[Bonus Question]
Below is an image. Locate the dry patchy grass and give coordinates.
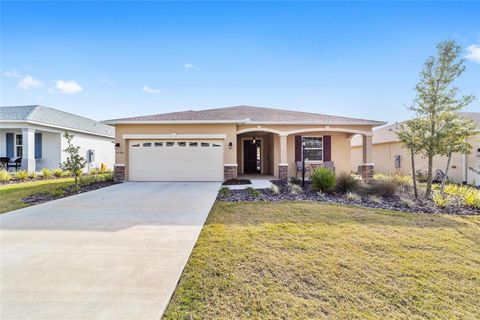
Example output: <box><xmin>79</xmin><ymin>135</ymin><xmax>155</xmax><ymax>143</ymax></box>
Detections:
<box><xmin>164</xmin><ymin>202</ymin><xmax>480</xmax><ymax>319</ymax></box>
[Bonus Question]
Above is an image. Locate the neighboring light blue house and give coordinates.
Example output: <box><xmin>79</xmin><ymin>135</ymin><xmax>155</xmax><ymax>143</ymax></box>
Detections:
<box><xmin>0</xmin><ymin>105</ymin><xmax>115</xmax><ymax>172</ymax></box>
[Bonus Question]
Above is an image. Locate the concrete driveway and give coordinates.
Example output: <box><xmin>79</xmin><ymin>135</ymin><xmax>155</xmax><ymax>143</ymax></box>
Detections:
<box><xmin>0</xmin><ymin>182</ymin><xmax>220</xmax><ymax>320</ymax></box>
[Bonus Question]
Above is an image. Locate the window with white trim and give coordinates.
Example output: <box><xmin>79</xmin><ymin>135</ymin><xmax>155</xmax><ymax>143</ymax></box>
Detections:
<box><xmin>15</xmin><ymin>134</ymin><xmax>23</xmax><ymax>158</ymax></box>
<box><xmin>302</xmin><ymin>137</ymin><xmax>323</xmax><ymax>161</ymax></box>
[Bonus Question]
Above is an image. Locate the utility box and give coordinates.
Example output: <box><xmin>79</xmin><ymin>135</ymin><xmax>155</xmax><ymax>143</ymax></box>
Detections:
<box><xmin>87</xmin><ymin>149</ymin><xmax>95</xmax><ymax>163</ymax></box>
<box><xmin>394</xmin><ymin>155</ymin><xmax>401</xmax><ymax>169</ymax></box>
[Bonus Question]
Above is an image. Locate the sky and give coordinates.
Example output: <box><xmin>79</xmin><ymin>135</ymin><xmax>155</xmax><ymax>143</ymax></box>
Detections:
<box><xmin>1</xmin><ymin>1</ymin><xmax>479</xmax><ymax>123</ymax></box>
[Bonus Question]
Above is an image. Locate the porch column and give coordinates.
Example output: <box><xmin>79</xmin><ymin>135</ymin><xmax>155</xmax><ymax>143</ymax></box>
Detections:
<box><xmin>358</xmin><ymin>134</ymin><xmax>374</xmax><ymax>179</ymax></box>
<box><xmin>278</xmin><ymin>134</ymin><xmax>288</xmax><ymax>180</ymax></box>
<box><xmin>22</xmin><ymin>128</ymin><xmax>36</xmax><ymax>172</ymax></box>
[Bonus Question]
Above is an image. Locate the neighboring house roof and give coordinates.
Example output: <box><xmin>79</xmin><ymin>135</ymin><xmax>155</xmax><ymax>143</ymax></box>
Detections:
<box><xmin>1</xmin><ymin>105</ymin><xmax>115</xmax><ymax>138</ymax></box>
<box><xmin>351</xmin><ymin>112</ymin><xmax>480</xmax><ymax>147</ymax></box>
<box><xmin>104</xmin><ymin>105</ymin><xmax>386</xmax><ymax>126</ymax></box>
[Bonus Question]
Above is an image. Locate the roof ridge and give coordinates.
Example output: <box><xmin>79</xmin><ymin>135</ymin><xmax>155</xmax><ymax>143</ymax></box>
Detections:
<box><xmin>24</xmin><ymin>105</ymin><xmax>42</xmax><ymax>120</ymax></box>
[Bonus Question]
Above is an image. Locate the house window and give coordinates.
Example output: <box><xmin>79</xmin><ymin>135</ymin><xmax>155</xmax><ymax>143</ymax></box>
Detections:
<box><xmin>178</xmin><ymin>142</ymin><xmax>187</xmax><ymax>147</ymax></box>
<box><xmin>189</xmin><ymin>142</ymin><xmax>198</xmax><ymax>147</ymax></box>
<box><xmin>166</xmin><ymin>142</ymin><xmax>174</xmax><ymax>147</ymax></box>
<box><xmin>201</xmin><ymin>142</ymin><xmax>209</xmax><ymax>147</ymax></box>
<box><xmin>154</xmin><ymin>142</ymin><xmax>163</xmax><ymax>147</ymax></box>
<box><xmin>15</xmin><ymin>134</ymin><xmax>23</xmax><ymax>158</ymax></box>
<box><xmin>143</xmin><ymin>142</ymin><xmax>152</xmax><ymax>147</ymax></box>
<box><xmin>302</xmin><ymin>137</ymin><xmax>323</xmax><ymax>161</ymax></box>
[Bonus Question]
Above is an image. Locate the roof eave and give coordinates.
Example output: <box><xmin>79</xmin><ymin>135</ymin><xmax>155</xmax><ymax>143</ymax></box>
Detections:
<box><xmin>1</xmin><ymin>119</ymin><xmax>115</xmax><ymax>139</ymax></box>
<box><xmin>104</xmin><ymin>119</ymin><xmax>386</xmax><ymax>126</ymax></box>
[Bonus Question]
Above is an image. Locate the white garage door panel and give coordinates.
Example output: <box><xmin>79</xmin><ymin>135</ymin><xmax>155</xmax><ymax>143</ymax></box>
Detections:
<box><xmin>129</xmin><ymin>140</ymin><xmax>223</xmax><ymax>181</ymax></box>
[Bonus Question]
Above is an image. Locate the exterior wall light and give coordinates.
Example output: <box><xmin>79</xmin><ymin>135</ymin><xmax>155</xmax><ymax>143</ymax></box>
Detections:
<box><xmin>228</xmin><ymin>142</ymin><xmax>233</xmax><ymax>149</ymax></box>
<box><xmin>115</xmin><ymin>142</ymin><xmax>120</xmax><ymax>149</ymax></box>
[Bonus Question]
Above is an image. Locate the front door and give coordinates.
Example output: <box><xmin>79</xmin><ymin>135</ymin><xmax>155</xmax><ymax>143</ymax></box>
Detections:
<box><xmin>244</xmin><ymin>140</ymin><xmax>261</xmax><ymax>174</ymax></box>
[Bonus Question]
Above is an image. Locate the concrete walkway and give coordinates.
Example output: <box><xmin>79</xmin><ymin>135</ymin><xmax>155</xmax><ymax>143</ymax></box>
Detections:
<box><xmin>0</xmin><ymin>182</ymin><xmax>220</xmax><ymax>320</ymax></box>
<box><xmin>228</xmin><ymin>179</ymin><xmax>273</xmax><ymax>190</ymax></box>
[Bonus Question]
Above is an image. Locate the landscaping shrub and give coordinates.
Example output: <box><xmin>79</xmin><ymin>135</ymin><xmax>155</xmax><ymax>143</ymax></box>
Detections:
<box><xmin>52</xmin><ymin>168</ymin><xmax>63</xmax><ymax>178</ymax></box>
<box><xmin>89</xmin><ymin>168</ymin><xmax>99</xmax><ymax>175</ymax></box>
<box><xmin>79</xmin><ymin>175</ymin><xmax>96</xmax><ymax>186</ymax></box>
<box><xmin>366</xmin><ymin>179</ymin><xmax>398</xmax><ymax>197</ymax></box>
<box><xmin>289</xmin><ymin>177</ymin><xmax>301</xmax><ymax>185</ymax></box>
<box><xmin>29</xmin><ymin>171</ymin><xmax>38</xmax><ymax>179</ymax></box>
<box><xmin>246</xmin><ymin>187</ymin><xmax>261</xmax><ymax>198</ymax></box>
<box><xmin>463</xmin><ymin>190</ymin><xmax>480</xmax><ymax>209</ymax></box>
<box><xmin>311</xmin><ymin>168</ymin><xmax>336</xmax><ymax>192</ymax></box>
<box><xmin>219</xmin><ymin>186</ymin><xmax>231</xmax><ymax>197</ymax></box>
<box><xmin>432</xmin><ymin>192</ymin><xmax>450</xmax><ymax>208</ymax></box>
<box><xmin>270</xmin><ymin>184</ymin><xmax>279</xmax><ymax>195</ymax></box>
<box><xmin>15</xmin><ymin>170</ymin><xmax>29</xmax><ymax>181</ymax></box>
<box><xmin>103</xmin><ymin>172</ymin><xmax>114</xmax><ymax>181</ymax></box>
<box><xmin>288</xmin><ymin>183</ymin><xmax>302</xmax><ymax>195</ymax></box>
<box><xmin>368</xmin><ymin>195</ymin><xmax>382</xmax><ymax>204</ymax></box>
<box><xmin>41</xmin><ymin>168</ymin><xmax>52</xmax><ymax>178</ymax></box>
<box><xmin>345</xmin><ymin>192</ymin><xmax>361</xmax><ymax>201</ymax></box>
<box><xmin>0</xmin><ymin>169</ymin><xmax>11</xmax><ymax>182</ymax></box>
<box><xmin>336</xmin><ymin>172</ymin><xmax>361</xmax><ymax>193</ymax></box>
<box><xmin>443</xmin><ymin>184</ymin><xmax>471</xmax><ymax>197</ymax></box>
<box><xmin>400</xmin><ymin>198</ymin><xmax>415</xmax><ymax>208</ymax></box>
<box><xmin>99</xmin><ymin>163</ymin><xmax>108</xmax><ymax>174</ymax></box>
<box><xmin>373</xmin><ymin>173</ymin><xmax>412</xmax><ymax>187</ymax></box>
<box><xmin>61</xmin><ymin>170</ymin><xmax>72</xmax><ymax>177</ymax></box>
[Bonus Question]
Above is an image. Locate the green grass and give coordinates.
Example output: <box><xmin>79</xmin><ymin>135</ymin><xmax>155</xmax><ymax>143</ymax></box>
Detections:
<box><xmin>0</xmin><ymin>178</ymin><xmax>75</xmax><ymax>214</ymax></box>
<box><xmin>164</xmin><ymin>202</ymin><xmax>480</xmax><ymax>319</ymax></box>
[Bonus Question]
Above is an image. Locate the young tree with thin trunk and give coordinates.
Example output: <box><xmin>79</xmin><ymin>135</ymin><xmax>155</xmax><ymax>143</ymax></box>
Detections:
<box><xmin>60</xmin><ymin>131</ymin><xmax>87</xmax><ymax>186</ymax></box>
<box><xmin>438</xmin><ymin>115</ymin><xmax>479</xmax><ymax>194</ymax></box>
<box><xmin>397</xmin><ymin>119</ymin><xmax>426</xmax><ymax>198</ymax></box>
<box><xmin>409</xmin><ymin>40</ymin><xmax>475</xmax><ymax>198</ymax></box>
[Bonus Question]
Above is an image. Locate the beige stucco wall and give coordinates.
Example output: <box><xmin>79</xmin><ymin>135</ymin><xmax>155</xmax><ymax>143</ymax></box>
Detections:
<box><xmin>351</xmin><ymin>134</ymin><xmax>480</xmax><ymax>185</ymax></box>
<box><xmin>114</xmin><ymin>122</ymin><xmax>375</xmax><ymax>180</ymax></box>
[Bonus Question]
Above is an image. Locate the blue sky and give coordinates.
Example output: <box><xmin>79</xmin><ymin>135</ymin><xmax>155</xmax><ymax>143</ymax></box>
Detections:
<box><xmin>1</xmin><ymin>1</ymin><xmax>479</xmax><ymax>123</ymax></box>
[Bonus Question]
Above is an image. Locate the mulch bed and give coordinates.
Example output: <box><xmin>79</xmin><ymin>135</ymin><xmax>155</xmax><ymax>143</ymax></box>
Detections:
<box><xmin>217</xmin><ymin>180</ymin><xmax>479</xmax><ymax>215</ymax></box>
<box><xmin>22</xmin><ymin>181</ymin><xmax>118</xmax><ymax>206</ymax></box>
<box><xmin>223</xmin><ymin>179</ymin><xmax>252</xmax><ymax>185</ymax></box>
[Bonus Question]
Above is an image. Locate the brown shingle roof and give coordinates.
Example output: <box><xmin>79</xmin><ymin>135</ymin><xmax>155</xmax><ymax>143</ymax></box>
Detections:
<box><xmin>105</xmin><ymin>105</ymin><xmax>385</xmax><ymax>126</ymax></box>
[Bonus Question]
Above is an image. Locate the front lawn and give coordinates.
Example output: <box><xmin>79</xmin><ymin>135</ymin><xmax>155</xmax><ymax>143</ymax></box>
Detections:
<box><xmin>164</xmin><ymin>202</ymin><xmax>480</xmax><ymax>319</ymax></box>
<box><xmin>0</xmin><ymin>178</ymin><xmax>75</xmax><ymax>213</ymax></box>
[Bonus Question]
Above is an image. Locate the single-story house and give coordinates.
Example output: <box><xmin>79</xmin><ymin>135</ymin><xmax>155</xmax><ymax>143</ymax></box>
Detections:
<box><xmin>351</xmin><ymin>112</ymin><xmax>480</xmax><ymax>186</ymax></box>
<box><xmin>104</xmin><ymin>105</ymin><xmax>385</xmax><ymax>182</ymax></box>
<box><xmin>0</xmin><ymin>105</ymin><xmax>115</xmax><ymax>173</ymax></box>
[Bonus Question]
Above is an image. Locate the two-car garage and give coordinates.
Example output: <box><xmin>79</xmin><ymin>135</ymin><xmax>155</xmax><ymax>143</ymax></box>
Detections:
<box><xmin>128</xmin><ymin>139</ymin><xmax>224</xmax><ymax>181</ymax></box>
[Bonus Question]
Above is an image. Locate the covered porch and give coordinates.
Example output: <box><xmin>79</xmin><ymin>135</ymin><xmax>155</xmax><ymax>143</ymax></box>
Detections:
<box><xmin>0</xmin><ymin>128</ymin><xmax>61</xmax><ymax>172</ymax></box>
<box><xmin>234</xmin><ymin>126</ymin><xmax>374</xmax><ymax>180</ymax></box>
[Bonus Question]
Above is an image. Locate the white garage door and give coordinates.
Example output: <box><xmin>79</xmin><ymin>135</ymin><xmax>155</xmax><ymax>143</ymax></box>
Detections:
<box><xmin>129</xmin><ymin>140</ymin><xmax>224</xmax><ymax>181</ymax></box>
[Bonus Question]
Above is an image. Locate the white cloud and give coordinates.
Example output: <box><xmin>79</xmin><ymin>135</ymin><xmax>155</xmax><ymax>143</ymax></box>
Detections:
<box><xmin>465</xmin><ymin>44</ymin><xmax>480</xmax><ymax>63</ymax></box>
<box><xmin>184</xmin><ymin>63</ymin><xmax>200</xmax><ymax>71</ymax></box>
<box><xmin>56</xmin><ymin>80</ymin><xmax>83</xmax><ymax>94</ymax></box>
<box><xmin>18</xmin><ymin>76</ymin><xmax>43</xmax><ymax>89</ymax></box>
<box><xmin>142</xmin><ymin>86</ymin><xmax>160</xmax><ymax>94</ymax></box>
<box><xmin>3</xmin><ymin>70</ymin><xmax>21</xmax><ymax>78</ymax></box>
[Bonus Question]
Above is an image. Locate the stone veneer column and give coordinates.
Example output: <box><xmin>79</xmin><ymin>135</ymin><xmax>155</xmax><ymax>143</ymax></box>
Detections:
<box><xmin>278</xmin><ymin>164</ymin><xmax>288</xmax><ymax>180</ymax></box>
<box><xmin>224</xmin><ymin>164</ymin><xmax>237</xmax><ymax>180</ymax></box>
<box><xmin>358</xmin><ymin>164</ymin><xmax>374</xmax><ymax>180</ymax></box>
<box><xmin>114</xmin><ymin>164</ymin><xmax>125</xmax><ymax>182</ymax></box>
